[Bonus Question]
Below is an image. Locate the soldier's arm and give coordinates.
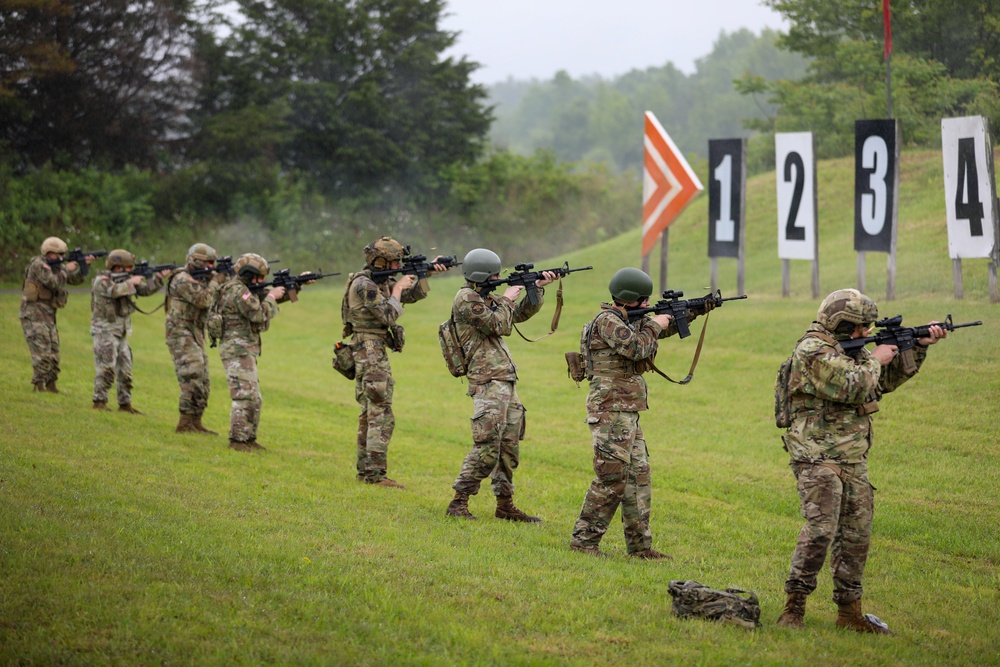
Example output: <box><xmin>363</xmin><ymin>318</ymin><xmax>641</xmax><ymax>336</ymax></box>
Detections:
<box><xmin>234</xmin><ymin>287</ymin><xmax>278</xmax><ymax>326</ymax></box>
<box><xmin>463</xmin><ymin>292</ymin><xmax>514</xmax><ymax>337</ymax></box>
<box><xmin>512</xmin><ymin>286</ymin><xmax>545</xmax><ymax>324</ymax></box>
<box><xmin>31</xmin><ymin>260</ymin><xmax>69</xmax><ymax>291</ymax></box>
<box><xmin>602</xmin><ymin>315</ymin><xmax>661</xmax><ymax>361</ymax></box>
<box><xmin>354</xmin><ymin>276</ymin><xmax>402</xmax><ymax>326</ymax></box>
<box><xmin>398</xmin><ymin>276</ymin><xmax>430</xmax><ymax>304</ymax></box>
<box><xmin>173</xmin><ymin>274</ymin><xmax>221</xmax><ymax>309</ymax></box>
<box><xmin>135</xmin><ymin>274</ymin><xmax>164</xmax><ymax>297</ymax></box>
<box><xmin>803</xmin><ymin>344</ymin><xmax>882</xmax><ymax>405</ymax></box>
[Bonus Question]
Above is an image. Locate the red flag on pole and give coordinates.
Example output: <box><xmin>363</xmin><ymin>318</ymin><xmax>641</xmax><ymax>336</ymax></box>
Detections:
<box><xmin>883</xmin><ymin>0</ymin><xmax>892</xmax><ymax>60</ymax></box>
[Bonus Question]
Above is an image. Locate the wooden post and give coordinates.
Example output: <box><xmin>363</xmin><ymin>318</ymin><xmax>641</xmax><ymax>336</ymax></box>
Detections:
<box><xmin>857</xmin><ymin>251</ymin><xmax>866</xmax><ymax>293</ymax></box>
<box><xmin>659</xmin><ymin>228</ymin><xmax>669</xmax><ymax>292</ymax></box>
<box><xmin>783</xmin><ymin>259</ymin><xmax>790</xmax><ymax>297</ymax></box>
<box><xmin>952</xmin><ymin>258</ymin><xmax>964</xmax><ymax>299</ymax></box>
<box><xmin>710</xmin><ymin>257</ymin><xmax>718</xmax><ymax>293</ymax></box>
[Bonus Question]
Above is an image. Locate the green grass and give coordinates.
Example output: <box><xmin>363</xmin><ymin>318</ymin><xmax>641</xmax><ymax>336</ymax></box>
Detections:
<box><xmin>1</xmin><ymin>149</ymin><xmax>999</xmax><ymax>665</ymax></box>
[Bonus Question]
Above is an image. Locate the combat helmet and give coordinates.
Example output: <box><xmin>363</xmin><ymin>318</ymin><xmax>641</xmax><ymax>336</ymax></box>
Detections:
<box><xmin>817</xmin><ymin>288</ymin><xmax>878</xmax><ymax>337</ymax></box>
<box><xmin>462</xmin><ymin>248</ymin><xmax>502</xmax><ymax>283</ymax></box>
<box><xmin>106</xmin><ymin>249</ymin><xmax>135</xmax><ymax>271</ymax></box>
<box><xmin>609</xmin><ymin>267</ymin><xmax>653</xmax><ymax>304</ymax></box>
<box><xmin>40</xmin><ymin>237</ymin><xmax>68</xmax><ymax>255</ymax></box>
<box><xmin>234</xmin><ymin>253</ymin><xmax>269</xmax><ymax>281</ymax></box>
<box><xmin>186</xmin><ymin>243</ymin><xmax>217</xmax><ymax>271</ymax></box>
<box><xmin>364</xmin><ymin>236</ymin><xmax>406</xmax><ymax>270</ymax></box>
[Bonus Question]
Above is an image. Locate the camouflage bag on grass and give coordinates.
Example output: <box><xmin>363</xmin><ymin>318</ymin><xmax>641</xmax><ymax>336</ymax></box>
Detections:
<box><xmin>668</xmin><ymin>580</ymin><xmax>761</xmax><ymax>630</ymax></box>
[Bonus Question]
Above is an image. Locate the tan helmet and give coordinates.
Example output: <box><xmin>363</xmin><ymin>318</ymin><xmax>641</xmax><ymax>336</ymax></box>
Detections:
<box><xmin>363</xmin><ymin>236</ymin><xmax>406</xmax><ymax>269</ymax></box>
<box><xmin>106</xmin><ymin>249</ymin><xmax>135</xmax><ymax>271</ymax></box>
<box><xmin>817</xmin><ymin>288</ymin><xmax>879</xmax><ymax>336</ymax></box>
<box><xmin>234</xmin><ymin>253</ymin><xmax>269</xmax><ymax>280</ymax></box>
<box><xmin>186</xmin><ymin>242</ymin><xmax>217</xmax><ymax>270</ymax></box>
<box><xmin>40</xmin><ymin>237</ymin><xmax>68</xmax><ymax>255</ymax></box>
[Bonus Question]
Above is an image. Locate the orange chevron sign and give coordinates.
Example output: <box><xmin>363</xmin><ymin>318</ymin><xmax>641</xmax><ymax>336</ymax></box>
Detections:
<box><xmin>642</xmin><ymin>111</ymin><xmax>703</xmax><ymax>256</ymax></box>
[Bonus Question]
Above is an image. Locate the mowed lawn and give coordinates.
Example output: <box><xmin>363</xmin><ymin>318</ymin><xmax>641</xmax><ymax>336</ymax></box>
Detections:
<box><xmin>1</xmin><ymin>150</ymin><xmax>998</xmax><ymax>665</ymax></box>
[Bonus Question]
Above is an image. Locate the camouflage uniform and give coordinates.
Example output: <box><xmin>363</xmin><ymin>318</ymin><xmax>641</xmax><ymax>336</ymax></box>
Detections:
<box><xmin>217</xmin><ymin>277</ymin><xmax>279</xmax><ymax>444</ymax></box>
<box><xmin>570</xmin><ymin>304</ymin><xmax>671</xmax><ymax>554</ymax></box>
<box><xmin>165</xmin><ymin>268</ymin><xmax>223</xmax><ymax>418</ymax></box>
<box><xmin>449</xmin><ymin>284</ymin><xmax>545</xmax><ymax>498</ymax></box>
<box><xmin>343</xmin><ymin>270</ymin><xmax>429</xmax><ymax>482</ymax></box>
<box><xmin>90</xmin><ymin>270</ymin><xmax>163</xmax><ymax>406</ymax></box>
<box><xmin>781</xmin><ymin>323</ymin><xmax>927</xmax><ymax>604</ymax></box>
<box><xmin>19</xmin><ymin>256</ymin><xmax>85</xmax><ymax>388</ymax></box>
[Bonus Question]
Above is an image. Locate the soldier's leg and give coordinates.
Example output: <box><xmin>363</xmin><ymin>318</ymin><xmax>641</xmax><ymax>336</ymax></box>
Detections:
<box><xmin>452</xmin><ymin>381</ymin><xmax>506</xmax><ymax>496</ymax></box>
<box><xmin>490</xmin><ymin>383</ymin><xmax>522</xmax><ymax>498</ymax></box>
<box><xmin>115</xmin><ymin>336</ymin><xmax>134</xmax><ymax>407</ymax></box>
<box><xmin>830</xmin><ymin>463</ymin><xmax>874</xmax><ymax>605</ymax></box>
<box><xmin>48</xmin><ymin>318</ymin><xmax>61</xmax><ymax>384</ymax></box>
<box><xmin>21</xmin><ymin>316</ymin><xmax>48</xmax><ymax>386</ymax></box>
<box><xmin>225</xmin><ymin>355</ymin><xmax>259</xmax><ymax>444</ymax></box>
<box><xmin>357</xmin><ymin>346</ymin><xmax>394</xmax><ymax>482</ymax></box>
<box><xmin>622</xmin><ymin>419</ymin><xmax>653</xmax><ymax>554</ymax></box>
<box><xmin>355</xmin><ymin>405</ymin><xmax>369</xmax><ymax>479</ymax></box>
<box><xmin>571</xmin><ymin>411</ymin><xmax>631</xmax><ymax>550</ymax></box>
<box><xmin>784</xmin><ymin>463</ymin><xmax>844</xmax><ymax>597</ymax></box>
<box><xmin>92</xmin><ymin>332</ymin><xmax>116</xmax><ymax>404</ymax></box>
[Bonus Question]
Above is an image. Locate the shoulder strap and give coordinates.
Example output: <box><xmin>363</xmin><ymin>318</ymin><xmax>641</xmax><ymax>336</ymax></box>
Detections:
<box><xmin>645</xmin><ymin>310</ymin><xmax>713</xmax><ymax>386</ymax></box>
<box><xmin>512</xmin><ymin>277</ymin><xmax>565</xmax><ymax>343</ymax></box>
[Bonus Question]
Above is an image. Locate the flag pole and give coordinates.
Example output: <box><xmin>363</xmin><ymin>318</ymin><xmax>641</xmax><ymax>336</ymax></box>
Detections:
<box><xmin>884</xmin><ymin>0</ymin><xmax>892</xmax><ymax>117</ymax></box>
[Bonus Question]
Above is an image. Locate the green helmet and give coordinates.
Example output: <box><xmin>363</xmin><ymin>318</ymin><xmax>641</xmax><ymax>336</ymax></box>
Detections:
<box><xmin>462</xmin><ymin>248</ymin><xmax>501</xmax><ymax>283</ymax></box>
<box><xmin>106</xmin><ymin>249</ymin><xmax>135</xmax><ymax>270</ymax></box>
<box><xmin>817</xmin><ymin>288</ymin><xmax>878</xmax><ymax>336</ymax></box>
<box><xmin>609</xmin><ymin>268</ymin><xmax>653</xmax><ymax>303</ymax></box>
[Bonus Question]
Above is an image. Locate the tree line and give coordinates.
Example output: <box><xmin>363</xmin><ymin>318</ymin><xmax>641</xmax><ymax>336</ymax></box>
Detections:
<box><xmin>1</xmin><ymin>0</ymin><xmax>997</xmax><ymax>279</ymax></box>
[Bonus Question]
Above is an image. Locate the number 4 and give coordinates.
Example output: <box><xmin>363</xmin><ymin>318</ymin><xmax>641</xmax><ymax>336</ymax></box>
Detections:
<box><xmin>955</xmin><ymin>137</ymin><xmax>985</xmax><ymax>236</ymax></box>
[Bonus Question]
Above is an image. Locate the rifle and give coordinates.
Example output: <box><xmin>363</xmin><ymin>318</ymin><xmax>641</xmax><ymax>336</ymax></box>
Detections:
<box><xmin>249</xmin><ymin>268</ymin><xmax>341</xmax><ymax>301</ymax></box>
<box><xmin>129</xmin><ymin>261</ymin><xmax>177</xmax><ymax>279</ymax></box>
<box><xmin>46</xmin><ymin>248</ymin><xmax>108</xmax><ymax>277</ymax></box>
<box><xmin>478</xmin><ymin>262</ymin><xmax>594</xmax><ymax>306</ymax></box>
<box><xmin>370</xmin><ymin>254</ymin><xmax>462</xmax><ymax>282</ymax></box>
<box><xmin>839</xmin><ymin>314</ymin><xmax>982</xmax><ymax>373</ymax></box>
<box><xmin>626</xmin><ymin>289</ymin><xmax>748</xmax><ymax>338</ymax></box>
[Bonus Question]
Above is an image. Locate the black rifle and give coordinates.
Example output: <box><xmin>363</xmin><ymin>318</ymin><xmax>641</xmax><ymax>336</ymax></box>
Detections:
<box><xmin>840</xmin><ymin>314</ymin><xmax>982</xmax><ymax>373</ymax></box>
<box><xmin>46</xmin><ymin>248</ymin><xmax>108</xmax><ymax>276</ymax></box>
<box><xmin>370</xmin><ymin>254</ymin><xmax>462</xmax><ymax>282</ymax></box>
<box><xmin>249</xmin><ymin>268</ymin><xmax>341</xmax><ymax>301</ymax></box>
<box><xmin>626</xmin><ymin>289</ymin><xmax>748</xmax><ymax>338</ymax></box>
<box><xmin>190</xmin><ymin>255</ymin><xmax>278</xmax><ymax>281</ymax></box>
<box><xmin>128</xmin><ymin>261</ymin><xmax>177</xmax><ymax>279</ymax></box>
<box><xmin>478</xmin><ymin>262</ymin><xmax>593</xmax><ymax>306</ymax></box>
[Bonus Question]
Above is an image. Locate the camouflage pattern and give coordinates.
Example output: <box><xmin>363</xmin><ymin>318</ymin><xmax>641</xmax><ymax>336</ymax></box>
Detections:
<box><xmin>784</xmin><ymin>461</ymin><xmax>874</xmax><ymax>604</ymax></box>
<box><xmin>90</xmin><ymin>270</ymin><xmax>163</xmax><ymax>405</ymax></box>
<box><xmin>217</xmin><ymin>278</ymin><xmax>279</xmax><ymax>443</ymax></box>
<box><xmin>571</xmin><ymin>412</ymin><xmax>652</xmax><ymax>553</ymax></box>
<box><xmin>668</xmin><ymin>580</ymin><xmax>762</xmax><ymax>629</ymax></box>
<box><xmin>19</xmin><ymin>256</ymin><xmax>85</xmax><ymax>386</ymax></box>
<box><xmin>449</xmin><ymin>283</ymin><xmax>546</xmax><ymax>497</ymax></box>
<box><xmin>781</xmin><ymin>319</ymin><xmax>928</xmax><ymax>605</ymax></box>
<box><xmin>782</xmin><ymin>323</ymin><xmax>926</xmax><ymax>464</ymax></box>
<box><xmin>451</xmin><ymin>284</ymin><xmax>544</xmax><ymax>384</ymax></box>
<box><xmin>343</xmin><ymin>269</ymin><xmax>429</xmax><ymax>482</ymax></box>
<box><xmin>451</xmin><ymin>380</ymin><xmax>524</xmax><ymax>497</ymax></box>
<box><xmin>570</xmin><ymin>306</ymin><xmax>669</xmax><ymax>554</ymax></box>
<box><xmin>165</xmin><ymin>268</ymin><xmax>223</xmax><ymax>416</ymax></box>
<box><xmin>816</xmin><ymin>289</ymin><xmax>879</xmax><ymax>333</ymax></box>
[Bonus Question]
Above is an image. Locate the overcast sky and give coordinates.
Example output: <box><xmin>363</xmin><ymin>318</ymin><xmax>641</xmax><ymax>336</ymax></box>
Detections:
<box><xmin>440</xmin><ymin>0</ymin><xmax>788</xmax><ymax>84</ymax></box>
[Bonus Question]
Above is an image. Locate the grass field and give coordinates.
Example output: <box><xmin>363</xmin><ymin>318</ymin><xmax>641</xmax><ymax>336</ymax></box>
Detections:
<box><xmin>1</xmin><ymin>150</ymin><xmax>998</xmax><ymax>665</ymax></box>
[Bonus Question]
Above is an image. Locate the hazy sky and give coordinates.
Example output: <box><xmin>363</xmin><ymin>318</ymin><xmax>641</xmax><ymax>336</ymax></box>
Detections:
<box><xmin>440</xmin><ymin>0</ymin><xmax>788</xmax><ymax>84</ymax></box>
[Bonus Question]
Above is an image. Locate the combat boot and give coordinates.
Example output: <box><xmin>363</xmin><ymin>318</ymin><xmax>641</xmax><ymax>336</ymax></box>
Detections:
<box><xmin>118</xmin><ymin>404</ymin><xmax>143</xmax><ymax>414</ymax></box>
<box><xmin>93</xmin><ymin>401</ymin><xmax>109</xmax><ymax>410</ymax></box>
<box><xmin>228</xmin><ymin>439</ymin><xmax>252</xmax><ymax>452</ymax></box>
<box><xmin>247</xmin><ymin>440</ymin><xmax>267</xmax><ymax>451</ymax></box>
<box><xmin>445</xmin><ymin>492</ymin><xmax>477</xmax><ymax>520</ymax></box>
<box><xmin>629</xmin><ymin>548</ymin><xmax>672</xmax><ymax>560</ymax></box>
<box><xmin>33</xmin><ymin>381</ymin><xmax>46</xmax><ymax>392</ymax></box>
<box><xmin>175</xmin><ymin>413</ymin><xmax>198</xmax><ymax>433</ymax></box>
<box><xmin>495</xmin><ymin>495</ymin><xmax>542</xmax><ymax>523</ymax></box>
<box><xmin>569</xmin><ymin>543</ymin><xmax>608</xmax><ymax>558</ymax></box>
<box><xmin>191</xmin><ymin>415</ymin><xmax>218</xmax><ymax>436</ymax></box>
<box><xmin>776</xmin><ymin>592</ymin><xmax>807</xmax><ymax>629</ymax></box>
<box><xmin>836</xmin><ymin>600</ymin><xmax>893</xmax><ymax>634</ymax></box>
<box><xmin>371</xmin><ymin>477</ymin><xmax>405</xmax><ymax>489</ymax></box>
<box><xmin>45</xmin><ymin>380</ymin><xmax>59</xmax><ymax>393</ymax></box>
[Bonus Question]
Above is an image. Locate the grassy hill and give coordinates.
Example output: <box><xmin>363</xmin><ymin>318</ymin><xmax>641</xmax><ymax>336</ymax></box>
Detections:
<box><xmin>1</xmin><ymin>149</ymin><xmax>997</xmax><ymax>665</ymax></box>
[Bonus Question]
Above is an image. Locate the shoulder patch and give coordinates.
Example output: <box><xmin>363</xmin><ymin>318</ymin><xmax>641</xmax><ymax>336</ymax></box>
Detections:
<box><xmin>471</xmin><ymin>302</ymin><xmax>486</xmax><ymax>315</ymax></box>
<box><xmin>242</xmin><ymin>291</ymin><xmax>251</xmax><ymax>301</ymax></box>
<box><xmin>366</xmin><ymin>288</ymin><xmax>377</xmax><ymax>302</ymax></box>
<box><xmin>616</xmin><ymin>327</ymin><xmax>631</xmax><ymax>340</ymax></box>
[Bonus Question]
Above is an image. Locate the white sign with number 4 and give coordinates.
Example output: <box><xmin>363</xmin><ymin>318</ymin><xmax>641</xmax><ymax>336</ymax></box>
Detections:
<box><xmin>942</xmin><ymin>116</ymin><xmax>998</xmax><ymax>259</ymax></box>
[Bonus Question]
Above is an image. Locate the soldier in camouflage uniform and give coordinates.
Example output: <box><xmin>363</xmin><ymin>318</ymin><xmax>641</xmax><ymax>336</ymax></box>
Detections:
<box><xmin>165</xmin><ymin>243</ymin><xmax>226</xmax><ymax>435</ymax></box>
<box><xmin>444</xmin><ymin>248</ymin><xmax>557</xmax><ymax>522</ymax></box>
<box><xmin>568</xmin><ymin>268</ymin><xmax>696</xmax><ymax>558</ymax></box>
<box><xmin>90</xmin><ymin>249</ymin><xmax>171</xmax><ymax>413</ymax></box>
<box><xmin>216</xmin><ymin>254</ymin><xmax>286</xmax><ymax>452</ymax></box>
<box><xmin>19</xmin><ymin>237</ymin><xmax>93</xmax><ymax>393</ymax></box>
<box><xmin>342</xmin><ymin>237</ymin><xmax>450</xmax><ymax>488</ymax></box>
<box><xmin>776</xmin><ymin>289</ymin><xmax>947</xmax><ymax>633</ymax></box>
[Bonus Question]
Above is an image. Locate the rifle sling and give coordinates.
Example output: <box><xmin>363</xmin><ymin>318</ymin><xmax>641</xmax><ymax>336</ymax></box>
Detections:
<box><xmin>512</xmin><ymin>278</ymin><xmax>563</xmax><ymax>343</ymax></box>
<box><xmin>646</xmin><ymin>309</ymin><xmax>711</xmax><ymax>385</ymax></box>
